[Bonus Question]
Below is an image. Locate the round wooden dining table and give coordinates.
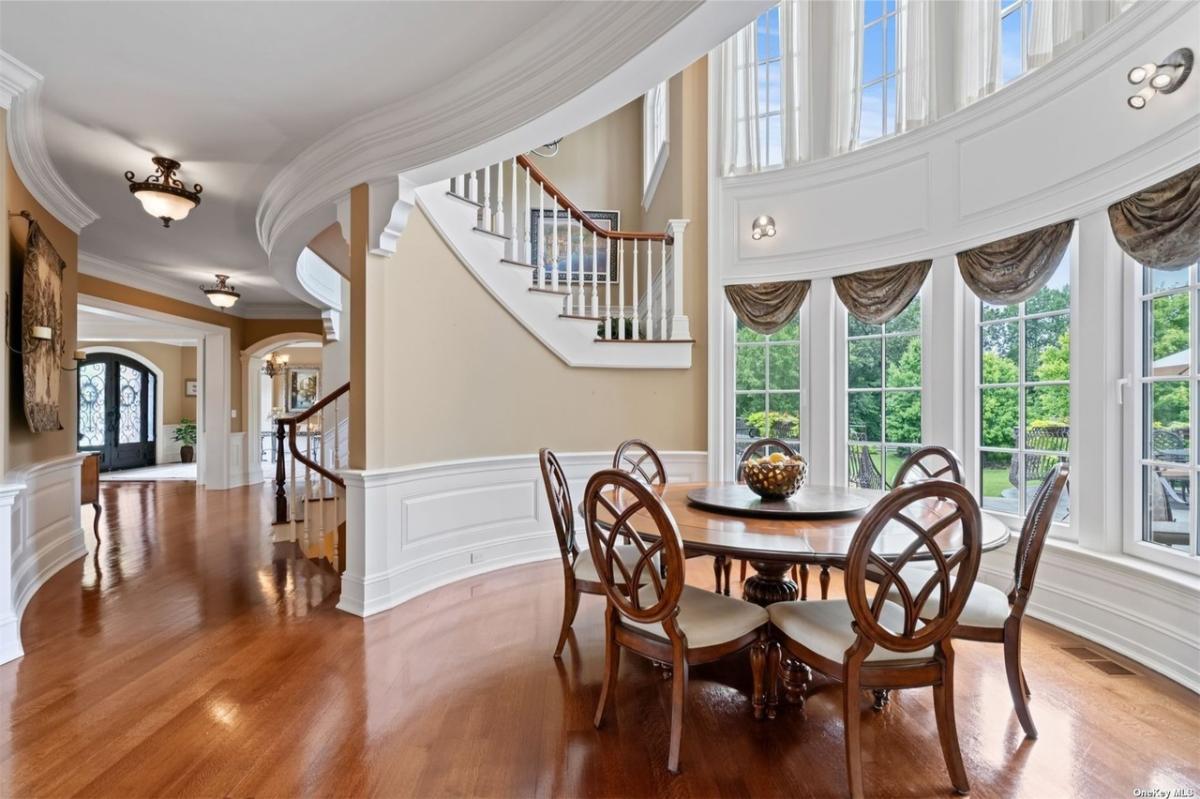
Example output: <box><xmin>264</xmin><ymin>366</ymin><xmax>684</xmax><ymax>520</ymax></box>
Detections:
<box><xmin>592</xmin><ymin>481</ymin><xmax>1012</xmax><ymax>607</ymax></box>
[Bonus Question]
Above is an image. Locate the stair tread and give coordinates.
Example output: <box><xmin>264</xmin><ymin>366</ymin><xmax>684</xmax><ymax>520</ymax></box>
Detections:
<box><xmin>594</xmin><ymin>337</ymin><xmax>695</xmax><ymax>344</ymax></box>
<box><xmin>500</xmin><ymin>258</ymin><xmax>537</xmax><ymax>269</ymax></box>
<box><xmin>473</xmin><ymin>226</ymin><xmax>510</xmax><ymax>240</ymax></box>
<box><xmin>529</xmin><ymin>287</ymin><xmax>570</xmax><ymax>296</ymax></box>
<box><xmin>560</xmin><ymin>313</ymin><xmax>604</xmax><ymax>321</ymax></box>
<box><xmin>446</xmin><ymin>191</ymin><xmax>483</xmax><ymax>208</ymax></box>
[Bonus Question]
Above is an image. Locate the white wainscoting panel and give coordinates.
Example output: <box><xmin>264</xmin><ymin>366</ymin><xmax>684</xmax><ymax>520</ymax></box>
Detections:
<box><xmin>337</xmin><ymin>450</ymin><xmax>708</xmax><ymax>617</ymax></box>
<box><xmin>2</xmin><ymin>453</ymin><xmax>87</xmax><ymax>665</ymax></box>
<box><xmin>228</xmin><ymin>432</ymin><xmax>249</xmax><ymax>487</ymax></box>
<box><xmin>979</xmin><ymin>539</ymin><xmax>1200</xmax><ymax>694</ymax></box>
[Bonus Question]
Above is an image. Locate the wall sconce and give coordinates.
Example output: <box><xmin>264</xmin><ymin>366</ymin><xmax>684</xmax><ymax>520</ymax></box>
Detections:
<box><xmin>751</xmin><ymin>215</ymin><xmax>777</xmax><ymax>241</ymax></box>
<box><xmin>1127</xmin><ymin>48</ymin><xmax>1193</xmax><ymax>109</ymax></box>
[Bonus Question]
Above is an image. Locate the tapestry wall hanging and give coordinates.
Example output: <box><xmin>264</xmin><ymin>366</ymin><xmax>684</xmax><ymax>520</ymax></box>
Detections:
<box><xmin>19</xmin><ymin>220</ymin><xmax>67</xmax><ymax>432</ymax></box>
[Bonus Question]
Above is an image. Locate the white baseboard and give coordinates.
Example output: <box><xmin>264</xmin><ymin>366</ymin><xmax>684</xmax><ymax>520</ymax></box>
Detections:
<box><xmin>1</xmin><ymin>453</ymin><xmax>88</xmax><ymax>665</ymax></box>
<box><xmin>336</xmin><ymin>450</ymin><xmax>708</xmax><ymax>617</ymax></box>
<box><xmin>979</xmin><ymin>539</ymin><xmax>1200</xmax><ymax>694</ymax></box>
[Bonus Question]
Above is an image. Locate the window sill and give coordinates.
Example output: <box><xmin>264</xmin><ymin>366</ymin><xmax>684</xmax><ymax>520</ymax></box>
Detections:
<box><xmin>1043</xmin><ymin>538</ymin><xmax>1200</xmax><ymax>595</ymax></box>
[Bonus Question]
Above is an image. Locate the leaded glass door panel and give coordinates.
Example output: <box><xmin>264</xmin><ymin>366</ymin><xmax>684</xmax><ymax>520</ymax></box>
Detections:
<box><xmin>77</xmin><ymin>354</ymin><xmax>156</xmax><ymax>471</ymax></box>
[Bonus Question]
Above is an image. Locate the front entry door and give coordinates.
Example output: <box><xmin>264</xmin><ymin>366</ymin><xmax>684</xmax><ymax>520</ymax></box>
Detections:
<box><xmin>77</xmin><ymin>354</ymin><xmax>156</xmax><ymax>472</ymax></box>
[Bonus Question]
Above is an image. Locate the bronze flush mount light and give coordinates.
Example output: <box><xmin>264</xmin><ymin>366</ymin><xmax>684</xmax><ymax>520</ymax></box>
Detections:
<box><xmin>125</xmin><ymin>156</ymin><xmax>203</xmax><ymax>227</ymax></box>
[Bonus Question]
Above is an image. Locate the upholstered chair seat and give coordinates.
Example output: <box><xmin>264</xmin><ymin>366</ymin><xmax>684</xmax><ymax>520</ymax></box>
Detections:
<box><xmin>768</xmin><ymin>599</ymin><xmax>934</xmax><ymax>663</ymax></box>
<box><xmin>890</xmin><ymin>563</ymin><xmax>1011</xmax><ymax>629</ymax></box>
<box><xmin>574</xmin><ymin>545</ymin><xmax>657</xmax><ymax>584</ymax></box>
<box><xmin>626</xmin><ymin>584</ymin><xmax>768</xmax><ymax>649</ymax></box>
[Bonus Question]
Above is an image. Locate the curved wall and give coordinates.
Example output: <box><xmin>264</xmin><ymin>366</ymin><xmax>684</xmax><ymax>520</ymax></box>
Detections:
<box><xmin>715</xmin><ymin>0</ymin><xmax>1199</xmax><ymax>284</ymax></box>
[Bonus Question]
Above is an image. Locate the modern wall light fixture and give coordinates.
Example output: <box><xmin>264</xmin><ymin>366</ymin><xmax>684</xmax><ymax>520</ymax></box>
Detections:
<box><xmin>1127</xmin><ymin>48</ymin><xmax>1193</xmax><ymax>109</ymax></box>
<box><xmin>751</xmin><ymin>215</ymin><xmax>777</xmax><ymax>241</ymax></box>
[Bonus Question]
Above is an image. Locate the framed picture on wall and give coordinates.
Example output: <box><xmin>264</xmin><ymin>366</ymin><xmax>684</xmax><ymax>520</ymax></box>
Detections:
<box><xmin>184</xmin><ymin>379</ymin><xmax>198</xmax><ymax>397</ymax></box>
<box><xmin>528</xmin><ymin>209</ymin><xmax>619</xmax><ymax>284</ymax></box>
<box><xmin>286</xmin><ymin>367</ymin><xmax>320</xmax><ymax>412</ymax></box>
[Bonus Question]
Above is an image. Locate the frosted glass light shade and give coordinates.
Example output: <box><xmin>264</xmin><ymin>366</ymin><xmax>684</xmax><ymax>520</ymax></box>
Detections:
<box><xmin>134</xmin><ymin>189</ymin><xmax>196</xmax><ymax>222</ymax></box>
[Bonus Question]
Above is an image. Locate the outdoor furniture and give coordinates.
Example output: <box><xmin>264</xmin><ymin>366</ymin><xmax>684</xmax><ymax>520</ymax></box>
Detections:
<box><xmin>848</xmin><ymin>429</ymin><xmax>883</xmax><ymax>490</ymax></box>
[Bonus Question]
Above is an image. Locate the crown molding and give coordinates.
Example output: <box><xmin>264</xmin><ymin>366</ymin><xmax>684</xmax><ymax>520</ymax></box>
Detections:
<box><xmin>255</xmin><ymin>1</ymin><xmax>765</xmax><ymax>260</ymax></box>
<box><xmin>2</xmin><ymin>50</ymin><xmax>99</xmax><ymax>233</ymax></box>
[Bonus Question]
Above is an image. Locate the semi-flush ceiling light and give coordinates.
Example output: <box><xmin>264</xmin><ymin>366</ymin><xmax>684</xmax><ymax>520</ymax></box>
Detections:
<box><xmin>751</xmin><ymin>214</ymin><xmax>777</xmax><ymax>241</ymax></box>
<box><xmin>1127</xmin><ymin>48</ymin><xmax>1193</xmax><ymax>110</ymax></box>
<box><xmin>125</xmin><ymin>156</ymin><xmax>203</xmax><ymax>227</ymax></box>
<box><xmin>201</xmin><ymin>274</ymin><xmax>240</xmax><ymax>309</ymax></box>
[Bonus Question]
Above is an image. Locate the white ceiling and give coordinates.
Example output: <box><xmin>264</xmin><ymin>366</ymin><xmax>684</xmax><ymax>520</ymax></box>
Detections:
<box><xmin>0</xmin><ymin>1</ymin><xmax>589</xmax><ymax>309</ymax></box>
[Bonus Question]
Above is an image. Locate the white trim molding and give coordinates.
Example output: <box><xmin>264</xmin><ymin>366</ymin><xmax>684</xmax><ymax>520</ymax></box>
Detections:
<box><xmin>337</xmin><ymin>450</ymin><xmax>708</xmax><ymax>617</ymax></box>
<box><xmin>2</xmin><ymin>454</ymin><xmax>88</xmax><ymax>665</ymax></box>
<box><xmin>979</xmin><ymin>538</ymin><xmax>1200</xmax><ymax>694</ymax></box>
<box><xmin>1</xmin><ymin>50</ymin><xmax>99</xmax><ymax>233</ymax></box>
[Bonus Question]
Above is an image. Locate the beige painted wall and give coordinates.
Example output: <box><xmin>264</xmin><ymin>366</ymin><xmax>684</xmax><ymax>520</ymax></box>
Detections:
<box><xmin>81</xmin><ymin>341</ymin><xmax>198</xmax><ymax>424</ymax></box>
<box><xmin>1</xmin><ymin>107</ymin><xmax>8</xmax><ymax>475</ymax></box>
<box><xmin>6</xmin><ymin>149</ymin><xmax>79</xmax><ymax>471</ymax></box>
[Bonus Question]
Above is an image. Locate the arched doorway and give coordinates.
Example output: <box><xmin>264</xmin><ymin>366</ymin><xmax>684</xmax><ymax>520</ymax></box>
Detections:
<box><xmin>77</xmin><ymin>353</ymin><xmax>157</xmax><ymax>471</ymax></box>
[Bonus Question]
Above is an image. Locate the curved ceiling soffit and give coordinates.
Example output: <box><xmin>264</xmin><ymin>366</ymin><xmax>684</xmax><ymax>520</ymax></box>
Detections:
<box><xmin>718</xmin><ymin>0</ymin><xmax>1199</xmax><ymax>282</ymax></box>
<box><xmin>256</xmin><ymin>0</ymin><xmax>768</xmax><ymax>263</ymax></box>
<box><xmin>1</xmin><ymin>52</ymin><xmax>98</xmax><ymax>233</ymax></box>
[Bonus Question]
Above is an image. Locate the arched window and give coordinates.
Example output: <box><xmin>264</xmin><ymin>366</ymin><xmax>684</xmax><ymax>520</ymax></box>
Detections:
<box><xmin>77</xmin><ymin>353</ymin><xmax>156</xmax><ymax>471</ymax></box>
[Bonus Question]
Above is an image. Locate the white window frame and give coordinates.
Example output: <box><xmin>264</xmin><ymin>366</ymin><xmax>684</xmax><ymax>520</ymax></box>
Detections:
<box><xmin>726</xmin><ymin>301</ymin><xmax>809</xmax><ymax>480</ymax></box>
<box><xmin>855</xmin><ymin>0</ymin><xmax>901</xmax><ymax>146</ymax></box>
<box><xmin>967</xmin><ymin>238</ymin><xmax>1077</xmax><ymax>540</ymax></box>
<box><xmin>1123</xmin><ymin>255</ymin><xmax>1200</xmax><ymax>575</ymax></box>
<box><xmin>844</xmin><ymin>290</ymin><xmax>926</xmax><ymax>488</ymax></box>
<box><xmin>642</xmin><ymin>80</ymin><xmax>669</xmax><ymax>209</ymax></box>
<box><xmin>999</xmin><ymin>0</ymin><xmax>1032</xmax><ymax>87</ymax></box>
<box><xmin>754</xmin><ymin>5</ymin><xmax>784</xmax><ymax>169</ymax></box>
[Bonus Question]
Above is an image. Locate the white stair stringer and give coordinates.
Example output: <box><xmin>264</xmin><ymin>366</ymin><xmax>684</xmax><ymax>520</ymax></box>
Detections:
<box><xmin>415</xmin><ymin>185</ymin><xmax>692</xmax><ymax>369</ymax></box>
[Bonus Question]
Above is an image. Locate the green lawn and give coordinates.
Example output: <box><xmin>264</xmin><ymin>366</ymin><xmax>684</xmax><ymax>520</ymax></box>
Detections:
<box><xmin>981</xmin><ymin>467</ymin><xmax>1010</xmax><ymax>498</ymax></box>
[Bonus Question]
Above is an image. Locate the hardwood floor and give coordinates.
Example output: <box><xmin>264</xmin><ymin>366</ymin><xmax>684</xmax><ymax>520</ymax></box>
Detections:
<box><xmin>1</xmin><ymin>480</ymin><xmax>1197</xmax><ymax>798</ymax></box>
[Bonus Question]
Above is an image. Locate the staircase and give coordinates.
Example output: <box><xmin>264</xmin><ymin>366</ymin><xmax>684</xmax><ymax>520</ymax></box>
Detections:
<box><xmin>415</xmin><ymin>155</ymin><xmax>693</xmax><ymax>369</ymax></box>
<box><xmin>273</xmin><ymin>383</ymin><xmax>349</xmax><ymax>572</ymax></box>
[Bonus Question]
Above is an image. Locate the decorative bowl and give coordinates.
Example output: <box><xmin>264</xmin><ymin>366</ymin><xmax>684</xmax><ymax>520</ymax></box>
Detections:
<box><xmin>743</xmin><ymin>455</ymin><xmax>808</xmax><ymax>500</ymax></box>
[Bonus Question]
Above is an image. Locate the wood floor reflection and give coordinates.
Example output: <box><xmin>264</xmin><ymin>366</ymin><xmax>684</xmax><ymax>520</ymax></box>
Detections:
<box><xmin>1</xmin><ymin>481</ymin><xmax>1197</xmax><ymax>798</ymax></box>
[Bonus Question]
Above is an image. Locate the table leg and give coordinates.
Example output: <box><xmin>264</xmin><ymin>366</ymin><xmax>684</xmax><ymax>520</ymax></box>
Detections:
<box><xmin>742</xmin><ymin>560</ymin><xmax>798</xmax><ymax>607</ymax></box>
<box><xmin>781</xmin><ymin>658</ymin><xmax>811</xmax><ymax>707</ymax></box>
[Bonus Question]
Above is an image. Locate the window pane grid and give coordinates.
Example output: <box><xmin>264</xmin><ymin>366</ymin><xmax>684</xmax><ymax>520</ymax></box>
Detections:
<box><xmin>856</xmin><ymin>0</ymin><xmax>901</xmax><ymax>145</ymax></box>
<box><xmin>735</xmin><ymin>311</ymin><xmax>801</xmax><ymax>464</ymax></box>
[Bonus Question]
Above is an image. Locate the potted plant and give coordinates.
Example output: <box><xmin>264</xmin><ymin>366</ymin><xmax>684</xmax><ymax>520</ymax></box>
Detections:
<box><xmin>174</xmin><ymin>418</ymin><xmax>197</xmax><ymax>463</ymax></box>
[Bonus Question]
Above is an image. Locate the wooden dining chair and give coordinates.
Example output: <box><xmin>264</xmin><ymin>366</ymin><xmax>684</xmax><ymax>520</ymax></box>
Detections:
<box><xmin>892</xmin><ymin>445</ymin><xmax>964</xmax><ymax>487</ymax></box>
<box><xmin>540</xmin><ymin>448</ymin><xmax>655</xmax><ymax>659</ymax></box>
<box><xmin>767</xmin><ymin>480</ymin><xmax>983</xmax><ymax>799</ymax></box>
<box><xmin>735</xmin><ymin>439</ymin><xmax>806</xmax><ymax>597</ymax></box>
<box><xmin>613</xmin><ymin>438</ymin><xmax>726</xmax><ymax>593</ymax></box>
<box><xmin>584</xmin><ymin>469</ymin><xmax>771</xmax><ymax>774</ymax></box>
<box><xmin>890</xmin><ymin>463</ymin><xmax>1069</xmax><ymax>739</ymax></box>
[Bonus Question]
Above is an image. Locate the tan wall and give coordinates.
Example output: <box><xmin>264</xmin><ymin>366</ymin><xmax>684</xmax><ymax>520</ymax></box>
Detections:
<box><xmin>80</xmin><ymin>341</ymin><xmax>198</xmax><ymax>424</ymax></box>
<box><xmin>1</xmin><ymin>107</ymin><xmax>8</xmax><ymax>475</ymax></box>
<box><xmin>6</xmin><ymin>151</ymin><xmax>80</xmax><ymax>471</ymax></box>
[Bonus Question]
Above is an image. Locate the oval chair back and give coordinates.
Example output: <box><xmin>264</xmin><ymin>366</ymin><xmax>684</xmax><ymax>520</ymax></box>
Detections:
<box><xmin>844</xmin><ymin>480</ymin><xmax>982</xmax><ymax>657</ymax></box>
<box><xmin>583</xmin><ymin>469</ymin><xmax>685</xmax><ymax>628</ymax></box>
<box><xmin>1010</xmin><ymin>463</ymin><xmax>1070</xmax><ymax>616</ymax></box>
<box><xmin>736</xmin><ymin>438</ymin><xmax>797</xmax><ymax>482</ymax></box>
<box><xmin>539</xmin><ymin>448</ymin><xmax>578</xmax><ymax>567</ymax></box>
<box><xmin>892</xmin><ymin>445</ymin><xmax>964</xmax><ymax>487</ymax></box>
<box><xmin>612</xmin><ymin>439</ymin><xmax>667</xmax><ymax>486</ymax></box>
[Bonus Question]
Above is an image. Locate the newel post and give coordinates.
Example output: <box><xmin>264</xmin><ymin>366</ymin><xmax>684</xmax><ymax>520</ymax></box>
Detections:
<box><xmin>274</xmin><ymin>420</ymin><xmax>289</xmax><ymax>524</ymax></box>
<box><xmin>668</xmin><ymin>219</ymin><xmax>691</xmax><ymax>340</ymax></box>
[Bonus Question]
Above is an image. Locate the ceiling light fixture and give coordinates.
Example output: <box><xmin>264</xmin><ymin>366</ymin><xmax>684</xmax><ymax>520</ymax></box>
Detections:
<box><xmin>201</xmin><ymin>274</ymin><xmax>240</xmax><ymax>310</ymax></box>
<box><xmin>261</xmin><ymin>352</ymin><xmax>289</xmax><ymax>377</ymax></box>
<box><xmin>125</xmin><ymin>156</ymin><xmax>203</xmax><ymax>227</ymax></box>
<box><xmin>751</xmin><ymin>214</ymin><xmax>777</xmax><ymax>241</ymax></box>
<box><xmin>531</xmin><ymin>138</ymin><xmax>563</xmax><ymax>158</ymax></box>
<box><xmin>1127</xmin><ymin>48</ymin><xmax>1193</xmax><ymax>110</ymax></box>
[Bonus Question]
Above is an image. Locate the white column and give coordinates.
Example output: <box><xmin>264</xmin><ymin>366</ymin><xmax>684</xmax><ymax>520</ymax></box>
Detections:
<box><xmin>1074</xmin><ymin>209</ymin><xmax>1126</xmax><ymax>553</ymax></box>
<box><xmin>924</xmin><ymin>256</ymin><xmax>963</xmax><ymax>455</ymax></box>
<box><xmin>201</xmin><ymin>331</ymin><xmax>232</xmax><ymax>490</ymax></box>
<box><xmin>667</xmin><ymin>219</ymin><xmax>691</xmax><ymax>340</ymax></box>
<box><xmin>0</xmin><ymin>482</ymin><xmax>25</xmax><ymax>664</ymax></box>
<box><xmin>806</xmin><ymin>279</ymin><xmax>840</xmax><ymax>486</ymax></box>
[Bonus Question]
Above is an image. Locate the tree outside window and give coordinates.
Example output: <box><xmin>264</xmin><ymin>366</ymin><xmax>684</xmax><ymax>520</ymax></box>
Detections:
<box><xmin>735</xmin><ymin>314</ymin><xmax>800</xmax><ymax>464</ymax></box>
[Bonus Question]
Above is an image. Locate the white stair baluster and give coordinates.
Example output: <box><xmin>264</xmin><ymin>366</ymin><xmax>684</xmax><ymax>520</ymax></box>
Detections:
<box><xmin>604</xmin><ymin>238</ymin><xmax>612</xmax><ymax>339</ymax></box>
<box><xmin>523</xmin><ymin>167</ymin><xmax>531</xmax><ymax>264</ymax></box>
<box><xmin>509</xmin><ymin>157</ymin><xmax>518</xmax><ymax>253</ymax></box>
<box><xmin>468</xmin><ymin>169</ymin><xmax>479</xmax><ymax>204</ymax></box>
<box><xmin>449</xmin><ymin>175</ymin><xmax>456</xmax><ymax>195</ymax></box>
<box><xmin>551</xmin><ymin>199</ymin><xmax>559</xmax><ymax>292</ymax></box>
<box><xmin>482</xmin><ymin>165</ymin><xmax>491</xmax><ymax>231</ymax></box>
<box><xmin>632</xmin><ymin>239</ymin><xmax>640</xmax><ymax>340</ymax></box>
<box><xmin>591</xmin><ymin>230</ymin><xmax>599</xmax><ymax>318</ymax></box>
<box><xmin>617</xmin><ymin>241</ymin><xmax>625</xmax><ymax>340</ymax></box>
<box><xmin>494</xmin><ymin>162</ymin><xmax>505</xmax><ymax>239</ymax></box>
<box><xmin>538</xmin><ymin>182</ymin><xmax>546</xmax><ymax>288</ymax></box>
<box><xmin>659</xmin><ymin>238</ymin><xmax>668</xmax><ymax>340</ymax></box>
<box><xmin>565</xmin><ymin>214</ymin><xmax>573</xmax><ymax>314</ymax></box>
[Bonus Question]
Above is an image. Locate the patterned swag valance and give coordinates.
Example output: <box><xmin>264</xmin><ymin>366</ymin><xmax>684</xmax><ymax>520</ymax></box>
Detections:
<box><xmin>1108</xmin><ymin>162</ymin><xmax>1200</xmax><ymax>271</ymax></box>
<box><xmin>957</xmin><ymin>220</ymin><xmax>1074</xmax><ymax>304</ymax></box>
<box><xmin>833</xmin><ymin>260</ymin><xmax>932</xmax><ymax>325</ymax></box>
<box><xmin>724</xmin><ymin>281</ymin><xmax>811</xmax><ymax>335</ymax></box>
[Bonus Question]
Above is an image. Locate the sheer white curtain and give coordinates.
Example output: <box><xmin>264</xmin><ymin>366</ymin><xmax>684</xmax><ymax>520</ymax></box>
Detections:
<box><xmin>828</xmin><ymin>0</ymin><xmax>861</xmax><ymax>155</ymax></box>
<box><xmin>719</xmin><ymin>2</ymin><xmax>810</xmax><ymax>174</ymax></box>
<box><xmin>956</xmin><ymin>0</ymin><xmax>1000</xmax><ymax>108</ymax></box>
<box><xmin>718</xmin><ymin>24</ymin><xmax>760</xmax><ymax>175</ymax></box>
<box><xmin>1029</xmin><ymin>0</ymin><xmax>1084</xmax><ymax>69</ymax></box>
<box><xmin>897</xmin><ymin>0</ymin><xmax>935</xmax><ymax>133</ymax></box>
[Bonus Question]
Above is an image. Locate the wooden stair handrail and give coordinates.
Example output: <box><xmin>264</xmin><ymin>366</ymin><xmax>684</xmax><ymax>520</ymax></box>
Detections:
<box><xmin>515</xmin><ymin>155</ymin><xmax>673</xmax><ymax>245</ymax></box>
<box><xmin>278</xmin><ymin>382</ymin><xmax>350</xmax><ymax>489</ymax></box>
